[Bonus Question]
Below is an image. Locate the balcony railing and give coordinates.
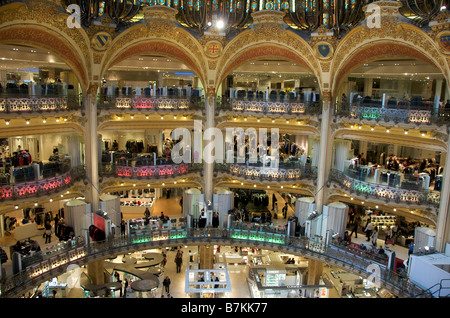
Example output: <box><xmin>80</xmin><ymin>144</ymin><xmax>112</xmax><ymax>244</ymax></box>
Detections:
<box><xmin>216</xmin><ymin>161</ymin><xmax>317</xmax><ymax>182</ymax></box>
<box><xmin>330</xmin><ymin>169</ymin><xmax>440</xmax><ymax>207</ymax></box>
<box><xmin>0</xmin><ymin>166</ymin><xmax>85</xmax><ymax>200</ymax></box>
<box><xmin>335</xmin><ymin>103</ymin><xmax>450</xmax><ymax>125</ymax></box>
<box><xmin>100</xmin><ymin>161</ymin><xmax>202</xmax><ymax>179</ymax></box>
<box><xmin>0</xmin><ymin>95</ymin><xmax>81</xmax><ymax>113</ymax></box>
<box><xmin>97</xmin><ymin>95</ymin><xmax>204</xmax><ymax>111</ymax></box>
<box><xmin>219</xmin><ymin>98</ymin><xmax>321</xmax><ymax>115</ymax></box>
<box><xmin>0</xmin><ymin>226</ymin><xmax>431</xmax><ymax>298</ymax></box>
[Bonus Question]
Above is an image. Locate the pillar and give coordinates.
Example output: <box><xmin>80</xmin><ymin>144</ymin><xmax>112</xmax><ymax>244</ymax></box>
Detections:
<box><xmin>87</xmin><ymin>260</ymin><xmax>105</xmax><ymax>285</ymax></box>
<box><xmin>0</xmin><ymin>214</ymin><xmax>4</xmax><ymax>238</ymax></box>
<box><xmin>436</xmin><ymin>127</ymin><xmax>450</xmax><ymax>252</ymax></box>
<box><xmin>364</xmin><ymin>78</ymin><xmax>373</xmax><ymax>97</ymax></box>
<box><xmin>307</xmin><ymin>259</ymin><xmax>323</xmax><ymax>285</ymax></box>
<box><xmin>84</xmin><ymin>85</ymin><xmax>100</xmax><ymax>212</ymax></box>
<box><xmin>334</xmin><ymin>140</ymin><xmax>351</xmax><ymax>172</ymax></box>
<box><xmin>199</xmin><ymin>245</ymin><xmax>214</xmax><ymax>269</ymax></box>
<box><xmin>203</xmin><ymin>88</ymin><xmax>215</xmax><ymax>203</ymax></box>
<box><xmin>315</xmin><ymin>93</ymin><xmax>333</xmax><ymax>213</ymax></box>
<box><xmin>157</xmin><ymin>72</ymin><xmax>163</xmax><ymax>89</ymax></box>
<box><xmin>67</xmin><ymin>135</ymin><xmax>81</xmax><ymax>168</ymax></box>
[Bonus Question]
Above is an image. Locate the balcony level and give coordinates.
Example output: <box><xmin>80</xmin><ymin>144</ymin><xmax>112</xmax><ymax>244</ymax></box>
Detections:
<box><xmin>0</xmin><ymin>226</ymin><xmax>431</xmax><ymax>299</ymax></box>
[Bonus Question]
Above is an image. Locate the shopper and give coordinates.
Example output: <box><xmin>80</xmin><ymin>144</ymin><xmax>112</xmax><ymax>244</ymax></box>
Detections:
<box><xmin>163</xmin><ymin>276</ymin><xmax>171</xmax><ymax>294</ymax></box>
<box><xmin>123</xmin><ymin>278</ymin><xmax>128</xmax><ymax>297</ymax></box>
<box><xmin>212</xmin><ymin>211</ymin><xmax>219</xmax><ymax>228</ymax></box>
<box><xmin>371</xmin><ymin>226</ymin><xmax>379</xmax><ymax>247</ymax></box>
<box><xmin>273</xmin><ymin>202</ymin><xmax>278</xmax><ymax>218</ymax></box>
<box><xmin>364</xmin><ymin>220</ymin><xmax>373</xmax><ymax>242</ymax></box>
<box><xmin>349</xmin><ymin>216</ymin><xmax>360</xmax><ymax>238</ymax></box>
<box><xmin>391</xmin><ymin>224</ymin><xmax>398</xmax><ymax>245</ymax></box>
<box><xmin>282</xmin><ymin>203</ymin><xmax>288</xmax><ymax>219</ymax></box>
<box><xmin>120</xmin><ymin>219</ymin><xmax>126</xmax><ymax>236</ymax></box>
<box><xmin>0</xmin><ymin>246</ymin><xmax>8</xmax><ymax>282</ymax></box>
<box><xmin>175</xmin><ymin>251</ymin><xmax>183</xmax><ymax>273</ymax></box>
<box><xmin>144</xmin><ymin>208</ymin><xmax>150</xmax><ymax>219</ymax></box>
<box><xmin>44</xmin><ymin>219</ymin><xmax>52</xmax><ymax>244</ymax></box>
<box><xmin>384</xmin><ymin>225</ymin><xmax>392</xmax><ymax>245</ymax></box>
<box><xmin>162</xmin><ymin>253</ymin><xmax>167</xmax><ymax>268</ymax></box>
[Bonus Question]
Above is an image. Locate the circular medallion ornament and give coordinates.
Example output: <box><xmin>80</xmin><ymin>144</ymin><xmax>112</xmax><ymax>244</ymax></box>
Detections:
<box><xmin>315</xmin><ymin>41</ymin><xmax>334</xmax><ymax>60</ymax></box>
<box><xmin>204</xmin><ymin>40</ymin><xmax>223</xmax><ymax>59</ymax></box>
<box><xmin>91</xmin><ymin>31</ymin><xmax>112</xmax><ymax>51</ymax></box>
<box><xmin>437</xmin><ymin>31</ymin><xmax>450</xmax><ymax>55</ymax></box>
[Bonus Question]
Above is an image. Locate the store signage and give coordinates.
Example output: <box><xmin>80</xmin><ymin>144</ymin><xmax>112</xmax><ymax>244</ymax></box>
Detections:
<box><xmin>93</xmin><ymin>213</ymin><xmax>106</xmax><ymax>232</ymax></box>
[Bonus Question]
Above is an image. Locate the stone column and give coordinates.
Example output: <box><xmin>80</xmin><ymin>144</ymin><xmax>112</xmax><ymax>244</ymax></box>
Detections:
<box><xmin>84</xmin><ymin>84</ymin><xmax>100</xmax><ymax>212</ymax></box>
<box><xmin>307</xmin><ymin>259</ymin><xmax>323</xmax><ymax>285</ymax></box>
<box><xmin>87</xmin><ymin>260</ymin><xmax>105</xmax><ymax>285</ymax></box>
<box><xmin>436</xmin><ymin>127</ymin><xmax>450</xmax><ymax>252</ymax></box>
<box><xmin>0</xmin><ymin>214</ymin><xmax>4</xmax><ymax>238</ymax></box>
<box><xmin>315</xmin><ymin>92</ymin><xmax>333</xmax><ymax>213</ymax></box>
<box><xmin>199</xmin><ymin>245</ymin><xmax>214</xmax><ymax>269</ymax></box>
<box><xmin>203</xmin><ymin>87</ymin><xmax>216</xmax><ymax>204</ymax></box>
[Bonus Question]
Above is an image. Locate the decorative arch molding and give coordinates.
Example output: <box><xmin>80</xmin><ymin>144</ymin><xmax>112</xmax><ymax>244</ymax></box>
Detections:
<box><xmin>331</xmin><ymin>23</ymin><xmax>450</xmax><ymax>95</ymax></box>
<box><xmin>216</xmin><ymin>30</ymin><xmax>322</xmax><ymax>90</ymax></box>
<box><xmin>215</xmin><ymin>181</ymin><xmax>315</xmax><ymax>197</ymax></box>
<box><xmin>327</xmin><ymin>193</ymin><xmax>438</xmax><ymax>226</ymax></box>
<box><xmin>331</xmin><ymin>128</ymin><xmax>448</xmax><ymax>152</ymax></box>
<box><xmin>98</xmin><ymin>119</ymin><xmax>196</xmax><ymax>132</ymax></box>
<box><xmin>100</xmin><ymin>182</ymin><xmax>203</xmax><ymax>195</ymax></box>
<box><xmin>0</xmin><ymin>123</ymin><xmax>85</xmax><ymax>139</ymax></box>
<box><xmin>0</xmin><ymin>1</ymin><xmax>92</xmax><ymax>89</ymax></box>
<box><xmin>217</xmin><ymin>121</ymin><xmax>321</xmax><ymax>137</ymax></box>
<box><xmin>99</xmin><ymin>24</ymin><xmax>208</xmax><ymax>86</ymax></box>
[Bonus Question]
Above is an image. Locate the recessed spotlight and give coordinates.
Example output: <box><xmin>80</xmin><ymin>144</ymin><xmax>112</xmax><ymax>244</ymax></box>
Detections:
<box><xmin>5</xmin><ymin>120</ymin><xmax>9</xmax><ymax>125</ymax></box>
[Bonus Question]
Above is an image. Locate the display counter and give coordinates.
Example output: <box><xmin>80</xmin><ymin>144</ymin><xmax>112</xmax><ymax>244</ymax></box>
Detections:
<box><xmin>120</xmin><ymin>198</ymin><xmax>153</xmax><ymax>215</ymax></box>
<box><xmin>247</xmin><ymin>266</ymin><xmax>325</xmax><ymax>298</ymax></box>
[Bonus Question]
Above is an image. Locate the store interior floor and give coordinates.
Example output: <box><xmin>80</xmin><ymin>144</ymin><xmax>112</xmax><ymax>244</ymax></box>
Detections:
<box><xmin>1</xmin><ymin>191</ymin><xmax>410</xmax><ymax>298</ymax></box>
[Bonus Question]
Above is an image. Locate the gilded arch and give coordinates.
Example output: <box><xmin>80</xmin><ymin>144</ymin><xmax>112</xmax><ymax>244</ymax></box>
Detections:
<box><xmin>99</xmin><ymin>24</ymin><xmax>208</xmax><ymax>86</ymax></box>
<box><xmin>0</xmin><ymin>26</ymin><xmax>89</xmax><ymax>90</ymax></box>
<box><xmin>215</xmin><ymin>29</ymin><xmax>322</xmax><ymax>91</ymax></box>
<box><xmin>331</xmin><ymin>23</ymin><xmax>450</xmax><ymax>96</ymax></box>
<box><xmin>0</xmin><ymin>1</ymin><xmax>92</xmax><ymax>89</ymax></box>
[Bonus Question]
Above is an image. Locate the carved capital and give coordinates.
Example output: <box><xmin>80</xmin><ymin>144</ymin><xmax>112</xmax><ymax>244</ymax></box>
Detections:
<box><xmin>87</xmin><ymin>84</ymin><xmax>99</xmax><ymax>96</ymax></box>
